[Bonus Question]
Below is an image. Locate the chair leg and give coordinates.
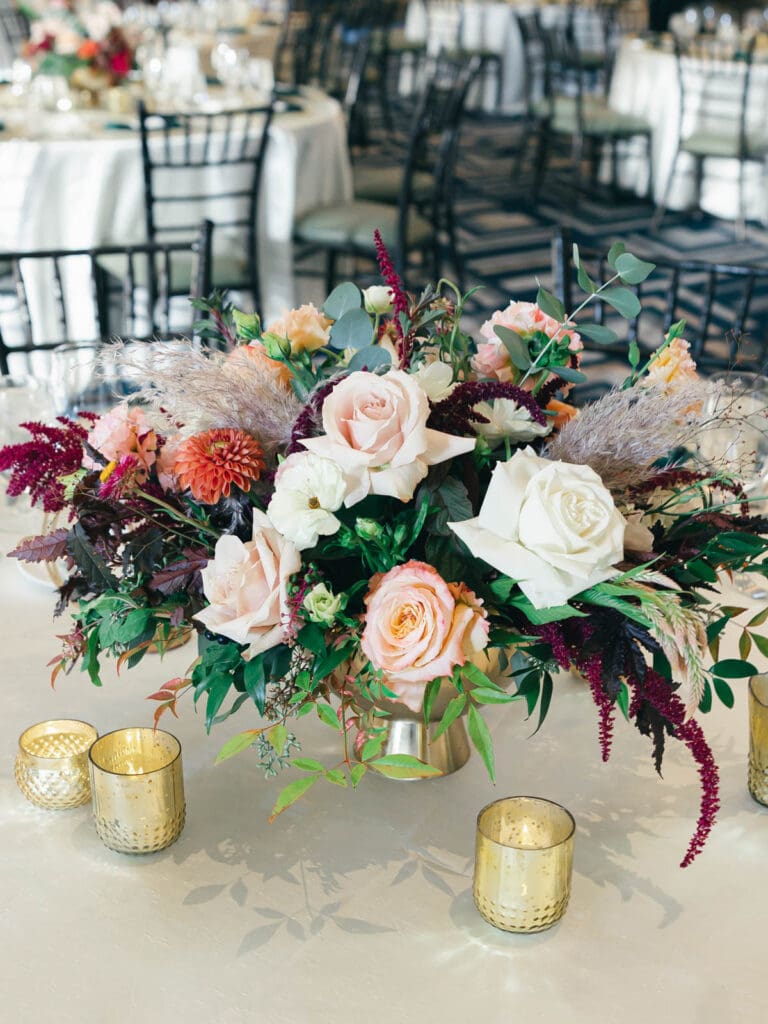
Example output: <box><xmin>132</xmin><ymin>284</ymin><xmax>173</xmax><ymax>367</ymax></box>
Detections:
<box><xmin>445</xmin><ymin>199</ymin><xmax>464</xmax><ymax>292</ymax></box>
<box><xmin>693</xmin><ymin>155</ymin><xmax>704</xmax><ymax>217</ymax></box>
<box><xmin>324</xmin><ymin>250</ymin><xmax>337</xmax><ymax>295</ymax></box>
<box><xmin>651</xmin><ymin>148</ymin><xmax>680</xmax><ymax>232</ymax></box>
<box><xmin>737</xmin><ymin>159</ymin><xmax>747</xmax><ymax>241</ymax></box>
<box><xmin>531</xmin><ymin>126</ymin><xmax>550</xmax><ymax>203</ymax></box>
<box><xmin>643</xmin><ymin>133</ymin><xmax>653</xmax><ymax>203</ymax></box>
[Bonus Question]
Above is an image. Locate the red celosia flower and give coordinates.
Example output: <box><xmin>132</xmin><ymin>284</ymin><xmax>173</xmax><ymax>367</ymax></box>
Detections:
<box><xmin>174</xmin><ymin>428</ymin><xmax>265</xmax><ymax>505</ymax></box>
<box><xmin>108</xmin><ymin>49</ymin><xmax>132</xmax><ymax>80</ymax></box>
<box><xmin>0</xmin><ymin>415</ymin><xmax>96</xmax><ymax>513</ymax></box>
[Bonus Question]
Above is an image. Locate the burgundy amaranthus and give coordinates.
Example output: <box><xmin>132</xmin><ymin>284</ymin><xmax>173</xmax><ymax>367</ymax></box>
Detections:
<box><xmin>429</xmin><ymin>381</ymin><xmax>548</xmax><ymax>436</ymax></box>
<box><xmin>373</xmin><ymin>229</ymin><xmax>410</xmax><ymax>363</ymax></box>
<box><xmin>286</xmin><ymin>376</ymin><xmax>343</xmax><ymax>455</ymax></box>
<box><xmin>0</xmin><ymin>415</ymin><xmax>97</xmax><ymax>513</ymax></box>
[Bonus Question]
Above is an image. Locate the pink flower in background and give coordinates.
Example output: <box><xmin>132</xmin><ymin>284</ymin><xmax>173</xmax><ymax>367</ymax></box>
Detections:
<box><xmin>473</xmin><ymin>301</ymin><xmax>582</xmax><ymax>383</ymax></box>
<box><xmin>87</xmin><ymin>404</ymin><xmax>157</xmax><ymax>472</ymax></box>
<box><xmin>155</xmin><ymin>434</ymin><xmax>184</xmax><ymax>492</ymax></box>
<box><xmin>360</xmin><ymin>561</ymin><xmax>489</xmax><ymax>711</ymax></box>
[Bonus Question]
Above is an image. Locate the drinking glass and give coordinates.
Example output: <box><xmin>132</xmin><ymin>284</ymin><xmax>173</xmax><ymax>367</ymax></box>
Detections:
<box><xmin>49</xmin><ymin>343</ymin><xmax>133</xmax><ymax>418</ymax></box>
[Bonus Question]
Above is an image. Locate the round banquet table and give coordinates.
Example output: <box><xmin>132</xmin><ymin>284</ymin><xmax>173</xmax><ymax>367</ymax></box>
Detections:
<box><xmin>608</xmin><ymin>37</ymin><xmax>768</xmax><ymax>221</ymax></box>
<box><xmin>1</xmin><ymin>508</ymin><xmax>767</xmax><ymax>1023</ymax></box>
<box><xmin>0</xmin><ymin>85</ymin><xmax>352</xmax><ymax>337</ymax></box>
<box><xmin>403</xmin><ymin>1</ymin><xmax>610</xmax><ymax>114</ymax></box>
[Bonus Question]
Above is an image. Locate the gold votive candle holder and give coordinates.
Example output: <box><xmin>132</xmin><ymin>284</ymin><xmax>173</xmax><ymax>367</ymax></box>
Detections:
<box><xmin>748</xmin><ymin>676</ymin><xmax>768</xmax><ymax>806</ymax></box>
<box><xmin>473</xmin><ymin>796</ymin><xmax>575</xmax><ymax>933</ymax></box>
<box><xmin>88</xmin><ymin>727</ymin><xmax>185</xmax><ymax>854</ymax></box>
<box><xmin>14</xmin><ymin>719</ymin><xmax>98</xmax><ymax>809</ymax></box>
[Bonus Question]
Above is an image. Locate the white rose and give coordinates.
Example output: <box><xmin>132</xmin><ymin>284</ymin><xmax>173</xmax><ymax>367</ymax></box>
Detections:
<box><xmin>194</xmin><ymin>510</ymin><xmax>301</xmax><ymax>658</ymax></box>
<box><xmin>449</xmin><ymin>447</ymin><xmax>627</xmax><ymax>609</ymax></box>
<box><xmin>363</xmin><ymin>286</ymin><xmax>394</xmax><ymax>315</ymax></box>
<box><xmin>472</xmin><ymin>398</ymin><xmax>552</xmax><ymax>446</ymax></box>
<box><xmin>412</xmin><ymin>361</ymin><xmax>457</xmax><ymax>402</ymax></box>
<box><xmin>301</xmin><ymin>369</ymin><xmax>475</xmax><ymax>505</ymax></box>
<box><xmin>267</xmin><ymin>452</ymin><xmax>346</xmax><ymax>550</ymax></box>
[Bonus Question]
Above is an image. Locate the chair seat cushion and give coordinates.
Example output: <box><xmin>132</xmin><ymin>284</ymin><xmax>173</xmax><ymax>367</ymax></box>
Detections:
<box><xmin>97</xmin><ymin>251</ymin><xmax>248</xmax><ymax>293</ymax></box>
<box><xmin>682</xmin><ymin>132</ymin><xmax>768</xmax><ymax>159</ymax></box>
<box><xmin>353</xmin><ymin>166</ymin><xmax>434</xmax><ymax>204</ymax></box>
<box><xmin>294</xmin><ymin>200</ymin><xmax>433</xmax><ymax>253</ymax></box>
<box><xmin>534</xmin><ymin>95</ymin><xmax>649</xmax><ymax>138</ymax></box>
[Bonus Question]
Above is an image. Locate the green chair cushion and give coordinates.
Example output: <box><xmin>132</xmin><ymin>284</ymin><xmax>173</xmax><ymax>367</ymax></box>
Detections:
<box><xmin>96</xmin><ymin>251</ymin><xmax>248</xmax><ymax>293</ymax></box>
<box><xmin>294</xmin><ymin>200</ymin><xmax>433</xmax><ymax>253</ymax></box>
<box><xmin>534</xmin><ymin>95</ymin><xmax>649</xmax><ymax>138</ymax></box>
<box><xmin>682</xmin><ymin>132</ymin><xmax>768</xmax><ymax>159</ymax></box>
<box><xmin>353</xmin><ymin>166</ymin><xmax>434</xmax><ymax>204</ymax></box>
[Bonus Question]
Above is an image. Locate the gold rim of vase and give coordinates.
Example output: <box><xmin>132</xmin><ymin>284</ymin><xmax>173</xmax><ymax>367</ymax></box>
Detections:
<box><xmin>89</xmin><ymin>727</ymin><xmax>182</xmax><ymax>776</ymax></box>
<box><xmin>18</xmin><ymin>719</ymin><xmax>98</xmax><ymax>760</ymax></box>
<box><xmin>476</xmin><ymin>795</ymin><xmax>576</xmax><ymax>850</ymax></box>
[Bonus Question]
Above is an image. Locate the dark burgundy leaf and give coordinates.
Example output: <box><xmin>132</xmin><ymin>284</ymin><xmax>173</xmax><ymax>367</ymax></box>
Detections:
<box><xmin>9</xmin><ymin>527</ymin><xmax>70</xmax><ymax>564</ymax></box>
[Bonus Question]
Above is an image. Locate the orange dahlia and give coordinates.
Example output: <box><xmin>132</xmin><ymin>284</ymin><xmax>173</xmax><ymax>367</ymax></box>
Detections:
<box><xmin>174</xmin><ymin>429</ymin><xmax>265</xmax><ymax>505</ymax></box>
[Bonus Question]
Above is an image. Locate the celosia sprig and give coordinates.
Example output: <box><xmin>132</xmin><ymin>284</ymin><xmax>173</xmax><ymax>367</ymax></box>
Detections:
<box><xmin>0</xmin><ymin>415</ymin><xmax>97</xmax><ymax>513</ymax></box>
<box><xmin>428</xmin><ymin>380</ymin><xmax>548</xmax><ymax>436</ymax></box>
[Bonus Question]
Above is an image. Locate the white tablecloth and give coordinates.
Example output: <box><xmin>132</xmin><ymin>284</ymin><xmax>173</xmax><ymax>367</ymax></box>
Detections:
<box><xmin>0</xmin><ymin>87</ymin><xmax>352</xmax><ymax>339</ymax></box>
<box><xmin>403</xmin><ymin>2</ymin><xmax>608</xmax><ymax>114</ymax></box>
<box><xmin>1</xmin><ymin>510</ymin><xmax>767</xmax><ymax>1022</ymax></box>
<box><xmin>609</xmin><ymin>38</ymin><xmax>768</xmax><ymax>220</ymax></box>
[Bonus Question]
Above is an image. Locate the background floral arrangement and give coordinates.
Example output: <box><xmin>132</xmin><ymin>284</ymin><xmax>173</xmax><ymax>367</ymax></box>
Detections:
<box><xmin>22</xmin><ymin>1</ymin><xmax>135</xmax><ymax>85</ymax></box>
<box><xmin>3</xmin><ymin>235</ymin><xmax>767</xmax><ymax>867</ymax></box>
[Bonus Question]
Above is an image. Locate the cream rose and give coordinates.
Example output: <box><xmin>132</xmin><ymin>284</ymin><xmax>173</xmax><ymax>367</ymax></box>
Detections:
<box><xmin>267</xmin><ymin>451</ymin><xmax>346</xmax><ymax>550</ymax></box>
<box><xmin>360</xmin><ymin>561</ymin><xmax>489</xmax><ymax>711</ymax></box>
<box><xmin>449</xmin><ymin>448</ymin><xmax>626</xmax><ymax>609</ymax></box>
<box><xmin>194</xmin><ymin>510</ymin><xmax>301</xmax><ymax>658</ymax></box>
<box><xmin>301</xmin><ymin>369</ymin><xmax>476</xmax><ymax>505</ymax></box>
<box><xmin>267</xmin><ymin>303</ymin><xmax>332</xmax><ymax>354</ymax></box>
<box><xmin>363</xmin><ymin>286</ymin><xmax>394</xmax><ymax>315</ymax></box>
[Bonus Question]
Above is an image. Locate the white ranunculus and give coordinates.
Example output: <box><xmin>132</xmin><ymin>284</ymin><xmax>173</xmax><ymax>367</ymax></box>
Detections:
<box><xmin>301</xmin><ymin>369</ymin><xmax>475</xmax><ymax>505</ymax></box>
<box><xmin>449</xmin><ymin>447</ymin><xmax>626</xmax><ymax>609</ymax></box>
<box><xmin>363</xmin><ymin>285</ymin><xmax>394</xmax><ymax>315</ymax></box>
<box><xmin>412</xmin><ymin>361</ymin><xmax>457</xmax><ymax>403</ymax></box>
<box><xmin>267</xmin><ymin>452</ymin><xmax>347</xmax><ymax>550</ymax></box>
<box><xmin>303</xmin><ymin>582</ymin><xmax>344</xmax><ymax>625</ymax></box>
<box><xmin>472</xmin><ymin>398</ymin><xmax>552</xmax><ymax>446</ymax></box>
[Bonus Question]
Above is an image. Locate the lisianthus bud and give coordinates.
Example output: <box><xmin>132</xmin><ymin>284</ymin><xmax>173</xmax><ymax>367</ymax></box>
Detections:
<box><xmin>262</xmin><ymin>332</ymin><xmax>292</xmax><ymax>360</ymax></box>
<box><xmin>363</xmin><ymin>286</ymin><xmax>394</xmax><ymax>315</ymax></box>
<box><xmin>303</xmin><ymin>582</ymin><xmax>345</xmax><ymax>625</ymax></box>
<box><xmin>355</xmin><ymin>517</ymin><xmax>383</xmax><ymax>540</ymax></box>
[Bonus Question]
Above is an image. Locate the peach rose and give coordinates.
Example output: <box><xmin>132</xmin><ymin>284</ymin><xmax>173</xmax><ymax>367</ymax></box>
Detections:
<box><xmin>228</xmin><ymin>343</ymin><xmax>291</xmax><ymax>389</ymax></box>
<box><xmin>267</xmin><ymin>303</ymin><xmax>332</xmax><ymax>354</ymax></box>
<box><xmin>87</xmin><ymin>404</ymin><xmax>157</xmax><ymax>472</ymax></box>
<box><xmin>360</xmin><ymin>561</ymin><xmax>489</xmax><ymax>711</ymax></box>
<box><xmin>473</xmin><ymin>301</ymin><xmax>582</xmax><ymax>384</ymax></box>
<box><xmin>194</xmin><ymin>510</ymin><xmax>301</xmax><ymax>658</ymax></box>
<box><xmin>644</xmin><ymin>336</ymin><xmax>698</xmax><ymax>391</ymax></box>
<box><xmin>301</xmin><ymin>369</ymin><xmax>476</xmax><ymax>505</ymax></box>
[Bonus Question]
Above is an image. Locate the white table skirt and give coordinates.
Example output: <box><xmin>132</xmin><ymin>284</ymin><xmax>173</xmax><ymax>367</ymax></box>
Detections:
<box><xmin>0</xmin><ymin>87</ymin><xmax>352</xmax><ymax>341</ymax></box>
<box><xmin>1</xmin><ymin>507</ymin><xmax>767</xmax><ymax>1022</ymax></box>
<box><xmin>609</xmin><ymin>38</ymin><xmax>768</xmax><ymax>221</ymax></box>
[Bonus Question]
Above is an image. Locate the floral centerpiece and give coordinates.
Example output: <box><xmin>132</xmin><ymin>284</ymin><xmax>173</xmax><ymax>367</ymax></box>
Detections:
<box><xmin>22</xmin><ymin>1</ymin><xmax>134</xmax><ymax>87</ymax></box>
<box><xmin>3</xmin><ymin>235</ymin><xmax>767</xmax><ymax>867</ymax></box>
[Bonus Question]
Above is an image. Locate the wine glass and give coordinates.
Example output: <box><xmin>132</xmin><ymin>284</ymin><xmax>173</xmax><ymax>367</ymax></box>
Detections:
<box><xmin>0</xmin><ymin>375</ymin><xmax>56</xmax><ymax>536</ymax></box>
<box><xmin>48</xmin><ymin>343</ymin><xmax>132</xmax><ymax>419</ymax></box>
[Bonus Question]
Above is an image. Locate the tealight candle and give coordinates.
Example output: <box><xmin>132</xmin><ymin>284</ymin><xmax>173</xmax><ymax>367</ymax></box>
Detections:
<box><xmin>473</xmin><ymin>796</ymin><xmax>575</xmax><ymax>933</ymax></box>
<box><xmin>15</xmin><ymin>719</ymin><xmax>98</xmax><ymax>809</ymax></box>
<box><xmin>88</xmin><ymin>727</ymin><xmax>185</xmax><ymax>854</ymax></box>
<box><xmin>749</xmin><ymin>676</ymin><xmax>768</xmax><ymax>805</ymax></box>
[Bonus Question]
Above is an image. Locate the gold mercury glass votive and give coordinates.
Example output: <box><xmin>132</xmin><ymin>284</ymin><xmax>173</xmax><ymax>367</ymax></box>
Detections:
<box><xmin>15</xmin><ymin>719</ymin><xmax>98</xmax><ymax>809</ymax></box>
<box><xmin>473</xmin><ymin>796</ymin><xmax>575</xmax><ymax>933</ymax></box>
<box><xmin>89</xmin><ymin>727</ymin><xmax>185</xmax><ymax>854</ymax></box>
<box><xmin>748</xmin><ymin>676</ymin><xmax>768</xmax><ymax>806</ymax></box>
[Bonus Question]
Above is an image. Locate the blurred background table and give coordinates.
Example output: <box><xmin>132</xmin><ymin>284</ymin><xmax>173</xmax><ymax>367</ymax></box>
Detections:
<box><xmin>1</xmin><ymin>526</ymin><xmax>766</xmax><ymax>1022</ymax></box>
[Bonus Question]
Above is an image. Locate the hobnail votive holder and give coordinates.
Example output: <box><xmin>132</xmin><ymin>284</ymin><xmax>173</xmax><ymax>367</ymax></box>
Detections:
<box><xmin>89</xmin><ymin>727</ymin><xmax>185</xmax><ymax>854</ymax></box>
<box><xmin>748</xmin><ymin>676</ymin><xmax>768</xmax><ymax>805</ymax></box>
<box><xmin>473</xmin><ymin>796</ymin><xmax>575</xmax><ymax>933</ymax></box>
<box><xmin>15</xmin><ymin>719</ymin><xmax>98</xmax><ymax>809</ymax></box>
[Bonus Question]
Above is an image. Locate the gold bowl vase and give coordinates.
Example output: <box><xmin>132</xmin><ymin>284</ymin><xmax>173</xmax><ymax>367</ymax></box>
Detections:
<box><xmin>15</xmin><ymin>719</ymin><xmax>98</xmax><ymax>809</ymax></box>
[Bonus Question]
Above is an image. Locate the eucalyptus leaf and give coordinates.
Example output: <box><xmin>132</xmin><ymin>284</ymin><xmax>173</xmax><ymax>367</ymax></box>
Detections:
<box><xmin>606</xmin><ymin>241</ymin><xmax>626</xmax><ymax>268</ymax></box>
<box><xmin>328</xmin><ymin>307</ymin><xmax>374</xmax><ymax>350</ymax></box>
<box><xmin>615</xmin><ymin>252</ymin><xmax>656</xmax><ymax>284</ymax></box>
<box><xmin>535</xmin><ymin>285</ymin><xmax>566</xmax><ymax>323</ymax></box>
<box><xmin>553</xmin><ymin>365</ymin><xmax>587</xmax><ymax>384</ymax></box>
<box><xmin>347</xmin><ymin>345</ymin><xmax>392</xmax><ymax>372</ymax></box>
<box><xmin>494</xmin><ymin>325</ymin><xmax>532</xmax><ymax>370</ymax></box>
<box><xmin>577</xmin><ymin>323</ymin><xmax>619</xmax><ymax>346</ymax></box>
<box><xmin>601</xmin><ymin>286</ymin><xmax>641</xmax><ymax>319</ymax></box>
<box><xmin>323</xmin><ymin>282</ymin><xmax>362</xmax><ymax>320</ymax></box>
